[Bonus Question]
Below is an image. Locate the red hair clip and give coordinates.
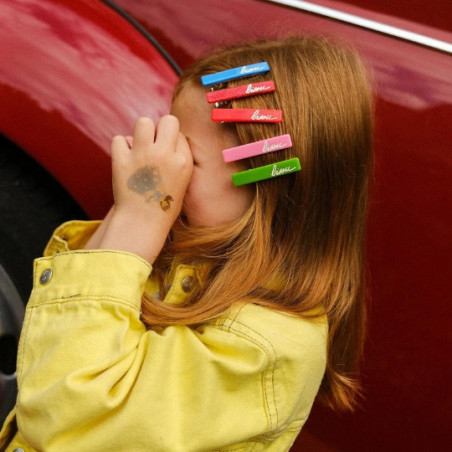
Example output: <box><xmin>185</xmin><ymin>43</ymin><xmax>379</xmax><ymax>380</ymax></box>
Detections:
<box><xmin>206</xmin><ymin>81</ymin><xmax>275</xmax><ymax>104</ymax></box>
<box><xmin>212</xmin><ymin>108</ymin><xmax>282</xmax><ymax>123</ymax></box>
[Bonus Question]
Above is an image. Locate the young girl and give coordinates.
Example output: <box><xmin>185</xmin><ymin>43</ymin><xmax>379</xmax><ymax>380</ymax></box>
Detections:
<box><xmin>1</xmin><ymin>36</ymin><xmax>372</xmax><ymax>451</ymax></box>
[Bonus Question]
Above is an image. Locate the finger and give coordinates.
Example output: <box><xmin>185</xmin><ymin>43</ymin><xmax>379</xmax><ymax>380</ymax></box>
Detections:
<box><xmin>110</xmin><ymin>135</ymin><xmax>129</xmax><ymax>161</ymax></box>
<box><xmin>133</xmin><ymin>117</ymin><xmax>155</xmax><ymax>150</ymax></box>
<box><xmin>110</xmin><ymin>135</ymin><xmax>130</xmax><ymax>171</ymax></box>
<box><xmin>154</xmin><ymin>115</ymin><xmax>180</xmax><ymax>151</ymax></box>
<box><xmin>125</xmin><ymin>136</ymin><xmax>133</xmax><ymax>149</ymax></box>
<box><xmin>176</xmin><ymin>133</ymin><xmax>194</xmax><ymax>177</ymax></box>
<box><xmin>176</xmin><ymin>132</ymin><xmax>191</xmax><ymax>156</ymax></box>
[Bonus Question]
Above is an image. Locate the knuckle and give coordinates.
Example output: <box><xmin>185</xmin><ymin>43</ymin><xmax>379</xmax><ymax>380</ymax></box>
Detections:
<box><xmin>178</xmin><ymin>153</ymin><xmax>193</xmax><ymax>170</ymax></box>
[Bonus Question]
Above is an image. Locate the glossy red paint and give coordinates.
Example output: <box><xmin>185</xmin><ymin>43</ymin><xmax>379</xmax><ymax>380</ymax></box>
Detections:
<box><xmin>113</xmin><ymin>0</ymin><xmax>452</xmax><ymax>68</ymax></box>
<box><xmin>0</xmin><ymin>0</ymin><xmax>178</xmax><ymax>218</ymax></box>
<box><xmin>331</xmin><ymin>0</ymin><xmax>452</xmax><ymax>33</ymax></box>
<box><xmin>291</xmin><ymin>0</ymin><xmax>452</xmax><ymax>43</ymax></box>
<box><xmin>0</xmin><ymin>0</ymin><xmax>451</xmax><ymax>450</ymax></box>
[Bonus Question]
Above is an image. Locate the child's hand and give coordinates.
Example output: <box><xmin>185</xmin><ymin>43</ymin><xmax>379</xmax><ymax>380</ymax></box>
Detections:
<box><xmin>111</xmin><ymin>116</ymin><xmax>192</xmax><ymax>221</ymax></box>
<box><xmin>97</xmin><ymin>116</ymin><xmax>193</xmax><ymax>263</ymax></box>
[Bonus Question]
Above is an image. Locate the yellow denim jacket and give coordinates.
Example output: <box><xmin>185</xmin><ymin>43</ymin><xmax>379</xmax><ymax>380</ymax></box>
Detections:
<box><xmin>0</xmin><ymin>221</ymin><xmax>327</xmax><ymax>452</ymax></box>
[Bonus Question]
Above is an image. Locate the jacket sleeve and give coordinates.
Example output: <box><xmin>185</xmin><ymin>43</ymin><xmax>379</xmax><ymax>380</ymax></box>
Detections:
<box><xmin>42</xmin><ymin>220</ymin><xmax>102</xmax><ymax>256</ymax></box>
<box><xmin>15</xmin><ymin>251</ymin><xmax>279</xmax><ymax>451</ymax></box>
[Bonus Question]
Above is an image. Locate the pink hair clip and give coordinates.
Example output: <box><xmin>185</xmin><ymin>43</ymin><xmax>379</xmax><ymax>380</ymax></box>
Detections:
<box><xmin>212</xmin><ymin>108</ymin><xmax>282</xmax><ymax>123</ymax></box>
<box><xmin>206</xmin><ymin>81</ymin><xmax>276</xmax><ymax>104</ymax></box>
<box><xmin>223</xmin><ymin>134</ymin><xmax>292</xmax><ymax>163</ymax></box>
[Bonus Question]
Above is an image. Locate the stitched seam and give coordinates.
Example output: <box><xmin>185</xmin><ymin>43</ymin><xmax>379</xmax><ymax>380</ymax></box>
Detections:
<box><xmin>211</xmin><ymin>323</ymin><xmax>274</xmax><ymax>430</ymax></box>
<box><xmin>17</xmin><ymin>258</ymin><xmax>42</xmax><ymax>381</ymax></box>
<box><xmin>248</xmin><ymin>441</ymin><xmax>257</xmax><ymax>451</ymax></box>
<box><xmin>211</xmin><ymin>443</ymin><xmax>254</xmax><ymax>452</ymax></box>
<box><xmin>229</xmin><ymin>303</ymin><xmax>246</xmax><ymax>325</ymax></box>
<box><xmin>164</xmin><ymin>283</ymin><xmax>177</xmax><ymax>300</ymax></box>
<box><xmin>212</xmin><ymin>318</ymin><xmax>279</xmax><ymax>431</ymax></box>
<box><xmin>230</xmin><ymin>320</ymin><xmax>279</xmax><ymax>430</ymax></box>
<box><xmin>215</xmin><ymin>303</ymin><xmax>246</xmax><ymax>331</ymax></box>
<box><xmin>29</xmin><ymin>296</ymin><xmax>141</xmax><ymax>312</ymax></box>
<box><xmin>39</xmin><ymin>249</ymin><xmax>152</xmax><ymax>268</ymax></box>
<box><xmin>211</xmin><ymin>439</ymin><xmax>265</xmax><ymax>451</ymax></box>
<box><xmin>164</xmin><ymin>265</ymin><xmax>194</xmax><ymax>302</ymax></box>
<box><xmin>260</xmin><ymin>419</ymin><xmax>305</xmax><ymax>442</ymax></box>
<box><xmin>16</xmin><ymin>306</ymin><xmax>32</xmax><ymax>385</ymax></box>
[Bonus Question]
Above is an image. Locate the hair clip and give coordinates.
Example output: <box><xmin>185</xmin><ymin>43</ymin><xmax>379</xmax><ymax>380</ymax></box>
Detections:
<box><xmin>201</xmin><ymin>62</ymin><xmax>270</xmax><ymax>86</ymax></box>
<box><xmin>232</xmin><ymin>158</ymin><xmax>301</xmax><ymax>186</ymax></box>
<box><xmin>223</xmin><ymin>134</ymin><xmax>292</xmax><ymax>163</ymax></box>
<box><xmin>206</xmin><ymin>81</ymin><xmax>276</xmax><ymax>104</ymax></box>
<box><xmin>212</xmin><ymin>109</ymin><xmax>282</xmax><ymax>123</ymax></box>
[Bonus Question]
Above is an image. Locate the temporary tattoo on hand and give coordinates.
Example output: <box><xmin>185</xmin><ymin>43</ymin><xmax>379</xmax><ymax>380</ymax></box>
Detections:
<box><xmin>160</xmin><ymin>195</ymin><xmax>174</xmax><ymax>211</ymax></box>
<box><xmin>128</xmin><ymin>166</ymin><xmax>173</xmax><ymax>211</ymax></box>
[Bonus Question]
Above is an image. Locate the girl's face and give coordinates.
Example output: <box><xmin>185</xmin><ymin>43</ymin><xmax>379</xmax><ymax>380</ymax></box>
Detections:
<box><xmin>171</xmin><ymin>84</ymin><xmax>253</xmax><ymax>227</ymax></box>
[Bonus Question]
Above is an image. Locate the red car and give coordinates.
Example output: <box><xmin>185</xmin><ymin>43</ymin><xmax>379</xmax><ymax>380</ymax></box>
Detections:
<box><xmin>0</xmin><ymin>1</ymin><xmax>451</xmax><ymax>450</ymax></box>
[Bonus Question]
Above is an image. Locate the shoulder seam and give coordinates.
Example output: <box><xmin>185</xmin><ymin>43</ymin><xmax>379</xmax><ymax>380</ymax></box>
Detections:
<box><xmin>214</xmin><ymin>316</ymin><xmax>279</xmax><ymax>432</ymax></box>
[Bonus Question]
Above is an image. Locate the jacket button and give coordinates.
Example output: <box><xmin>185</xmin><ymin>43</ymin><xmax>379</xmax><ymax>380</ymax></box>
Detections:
<box><xmin>13</xmin><ymin>449</ymin><xmax>25</xmax><ymax>452</ymax></box>
<box><xmin>39</xmin><ymin>268</ymin><xmax>53</xmax><ymax>285</ymax></box>
<box><xmin>181</xmin><ymin>276</ymin><xmax>194</xmax><ymax>293</ymax></box>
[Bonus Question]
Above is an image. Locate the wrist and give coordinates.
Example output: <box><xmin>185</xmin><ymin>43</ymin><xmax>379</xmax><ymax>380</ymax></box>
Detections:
<box><xmin>97</xmin><ymin>208</ymin><xmax>171</xmax><ymax>264</ymax></box>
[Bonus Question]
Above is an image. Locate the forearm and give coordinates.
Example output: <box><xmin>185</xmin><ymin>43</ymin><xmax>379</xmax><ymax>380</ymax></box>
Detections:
<box><xmin>96</xmin><ymin>208</ymin><xmax>170</xmax><ymax>265</ymax></box>
<box><xmin>83</xmin><ymin>206</ymin><xmax>171</xmax><ymax>264</ymax></box>
<box><xmin>84</xmin><ymin>206</ymin><xmax>114</xmax><ymax>249</ymax></box>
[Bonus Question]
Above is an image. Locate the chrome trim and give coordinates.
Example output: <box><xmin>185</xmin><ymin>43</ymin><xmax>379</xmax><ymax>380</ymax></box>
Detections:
<box><xmin>265</xmin><ymin>0</ymin><xmax>452</xmax><ymax>54</ymax></box>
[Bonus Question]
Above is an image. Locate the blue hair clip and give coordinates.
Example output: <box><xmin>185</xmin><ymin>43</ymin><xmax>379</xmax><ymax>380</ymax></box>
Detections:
<box><xmin>201</xmin><ymin>62</ymin><xmax>270</xmax><ymax>86</ymax></box>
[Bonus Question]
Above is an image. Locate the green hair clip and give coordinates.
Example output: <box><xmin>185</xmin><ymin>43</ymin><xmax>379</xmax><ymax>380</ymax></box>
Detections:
<box><xmin>232</xmin><ymin>158</ymin><xmax>301</xmax><ymax>186</ymax></box>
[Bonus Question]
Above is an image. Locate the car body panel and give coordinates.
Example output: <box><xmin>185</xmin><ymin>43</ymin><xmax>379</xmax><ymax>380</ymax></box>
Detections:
<box><xmin>0</xmin><ymin>0</ymin><xmax>178</xmax><ymax>218</ymax></box>
<box><xmin>0</xmin><ymin>0</ymin><xmax>451</xmax><ymax>450</ymax></box>
<box><xmin>322</xmin><ymin>0</ymin><xmax>452</xmax><ymax>33</ymax></box>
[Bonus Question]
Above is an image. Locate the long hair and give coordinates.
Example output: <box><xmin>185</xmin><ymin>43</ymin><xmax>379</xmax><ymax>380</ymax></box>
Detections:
<box><xmin>141</xmin><ymin>36</ymin><xmax>373</xmax><ymax>411</ymax></box>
